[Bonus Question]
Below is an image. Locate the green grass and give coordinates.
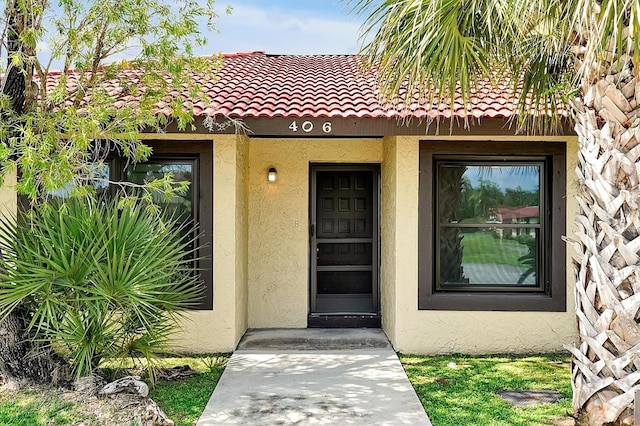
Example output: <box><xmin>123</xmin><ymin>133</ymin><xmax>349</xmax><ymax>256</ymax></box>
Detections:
<box><xmin>0</xmin><ymin>354</ymin><xmax>229</xmax><ymax>426</ymax></box>
<box><xmin>462</xmin><ymin>232</ymin><xmax>529</xmax><ymax>267</ymax></box>
<box><xmin>401</xmin><ymin>353</ymin><xmax>572</xmax><ymax>426</ymax></box>
<box><xmin>0</xmin><ymin>353</ymin><xmax>572</xmax><ymax>425</ymax></box>
<box><xmin>149</xmin><ymin>354</ymin><xmax>229</xmax><ymax>426</ymax></box>
<box><xmin>0</xmin><ymin>389</ymin><xmax>98</xmax><ymax>426</ymax></box>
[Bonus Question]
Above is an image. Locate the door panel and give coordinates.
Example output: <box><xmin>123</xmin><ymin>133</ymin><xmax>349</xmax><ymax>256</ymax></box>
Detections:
<box><xmin>310</xmin><ymin>167</ymin><xmax>379</xmax><ymax>316</ymax></box>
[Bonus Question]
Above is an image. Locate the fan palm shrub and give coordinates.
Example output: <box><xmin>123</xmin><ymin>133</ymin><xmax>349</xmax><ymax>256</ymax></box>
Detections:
<box><xmin>0</xmin><ymin>196</ymin><xmax>203</xmax><ymax>383</ymax></box>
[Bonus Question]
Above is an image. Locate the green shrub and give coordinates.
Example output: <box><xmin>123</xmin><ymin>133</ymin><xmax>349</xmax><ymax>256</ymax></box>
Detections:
<box><xmin>0</xmin><ymin>196</ymin><xmax>203</xmax><ymax>383</ymax></box>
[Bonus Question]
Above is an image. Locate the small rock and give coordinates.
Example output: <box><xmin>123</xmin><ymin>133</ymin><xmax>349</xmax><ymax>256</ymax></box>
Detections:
<box><xmin>99</xmin><ymin>376</ymin><xmax>149</xmax><ymax>398</ymax></box>
<box><xmin>0</xmin><ymin>378</ymin><xmax>21</xmax><ymax>392</ymax></box>
<box><xmin>447</xmin><ymin>362</ymin><xmax>458</xmax><ymax>369</ymax></box>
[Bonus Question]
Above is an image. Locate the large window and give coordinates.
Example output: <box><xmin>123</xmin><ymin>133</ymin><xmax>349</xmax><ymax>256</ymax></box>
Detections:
<box><xmin>109</xmin><ymin>142</ymin><xmax>213</xmax><ymax>310</ymax></box>
<box><xmin>418</xmin><ymin>141</ymin><xmax>566</xmax><ymax>311</ymax></box>
<box><xmin>35</xmin><ymin>141</ymin><xmax>213</xmax><ymax>310</ymax></box>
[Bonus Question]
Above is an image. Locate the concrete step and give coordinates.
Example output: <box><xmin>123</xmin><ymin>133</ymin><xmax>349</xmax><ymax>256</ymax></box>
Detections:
<box><xmin>236</xmin><ymin>328</ymin><xmax>391</xmax><ymax>350</ymax></box>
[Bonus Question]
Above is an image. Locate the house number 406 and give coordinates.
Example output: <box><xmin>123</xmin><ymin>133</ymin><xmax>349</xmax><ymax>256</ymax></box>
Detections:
<box><xmin>289</xmin><ymin>121</ymin><xmax>332</xmax><ymax>133</ymax></box>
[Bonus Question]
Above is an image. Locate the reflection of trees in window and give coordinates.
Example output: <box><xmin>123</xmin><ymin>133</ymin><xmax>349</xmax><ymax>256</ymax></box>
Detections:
<box><xmin>436</xmin><ymin>162</ymin><xmax>543</xmax><ymax>289</ymax></box>
<box><xmin>437</xmin><ymin>165</ymin><xmax>466</xmax><ymax>283</ymax></box>
<box><xmin>456</xmin><ymin>168</ymin><xmax>540</xmax><ymax>223</ymax></box>
<box><xmin>48</xmin><ymin>163</ymin><xmax>110</xmax><ymax>199</ymax></box>
<box><xmin>505</xmin><ymin>186</ymin><xmax>539</xmax><ymax>207</ymax></box>
<box><xmin>468</xmin><ymin>179</ymin><xmax>504</xmax><ymax>219</ymax></box>
<box><xmin>126</xmin><ymin>163</ymin><xmax>194</xmax><ymax>222</ymax></box>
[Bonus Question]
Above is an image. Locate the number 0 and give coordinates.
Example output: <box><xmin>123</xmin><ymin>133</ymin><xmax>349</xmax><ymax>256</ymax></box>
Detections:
<box><xmin>302</xmin><ymin>121</ymin><xmax>313</xmax><ymax>132</ymax></box>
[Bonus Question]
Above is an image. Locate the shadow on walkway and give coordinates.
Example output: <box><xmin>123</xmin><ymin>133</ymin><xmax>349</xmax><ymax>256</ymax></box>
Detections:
<box><xmin>197</xmin><ymin>328</ymin><xmax>432</xmax><ymax>425</ymax></box>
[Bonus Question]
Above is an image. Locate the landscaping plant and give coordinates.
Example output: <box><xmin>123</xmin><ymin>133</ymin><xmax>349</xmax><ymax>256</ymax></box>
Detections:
<box><xmin>0</xmin><ymin>196</ymin><xmax>203</xmax><ymax>383</ymax></box>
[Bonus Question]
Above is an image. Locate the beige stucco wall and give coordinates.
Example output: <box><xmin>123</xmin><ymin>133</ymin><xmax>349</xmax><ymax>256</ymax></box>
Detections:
<box><xmin>380</xmin><ymin>137</ymin><xmax>398</xmax><ymax>344</ymax></box>
<box><xmin>382</xmin><ymin>135</ymin><xmax>579</xmax><ymax>354</ymax></box>
<box><xmin>174</xmin><ymin>134</ymin><xmax>249</xmax><ymax>353</ymax></box>
<box><xmin>234</xmin><ymin>135</ymin><xmax>250</xmax><ymax>343</ymax></box>
<box><xmin>0</xmin><ymin>172</ymin><xmax>17</xmax><ymax>218</ymax></box>
<box><xmin>0</xmin><ymin>132</ymin><xmax>580</xmax><ymax>355</ymax></box>
<box><xmin>247</xmin><ymin>138</ymin><xmax>383</xmax><ymax>328</ymax></box>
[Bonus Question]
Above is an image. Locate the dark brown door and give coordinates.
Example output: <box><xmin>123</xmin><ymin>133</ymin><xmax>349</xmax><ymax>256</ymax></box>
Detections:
<box><xmin>310</xmin><ymin>166</ymin><xmax>379</xmax><ymax>316</ymax></box>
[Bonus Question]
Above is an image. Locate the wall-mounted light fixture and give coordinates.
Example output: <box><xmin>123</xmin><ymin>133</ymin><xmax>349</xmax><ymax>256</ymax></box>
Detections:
<box><xmin>267</xmin><ymin>167</ymin><xmax>278</xmax><ymax>183</ymax></box>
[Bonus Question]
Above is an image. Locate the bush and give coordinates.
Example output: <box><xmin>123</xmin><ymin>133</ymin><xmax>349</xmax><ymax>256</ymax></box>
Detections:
<box><xmin>0</xmin><ymin>196</ymin><xmax>203</xmax><ymax>382</ymax></box>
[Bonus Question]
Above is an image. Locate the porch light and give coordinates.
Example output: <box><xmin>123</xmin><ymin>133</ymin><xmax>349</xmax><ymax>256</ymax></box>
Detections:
<box><xmin>268</xmin><ymin>167</ymin><xmax>278</xmax><ymax>183</ymax></box>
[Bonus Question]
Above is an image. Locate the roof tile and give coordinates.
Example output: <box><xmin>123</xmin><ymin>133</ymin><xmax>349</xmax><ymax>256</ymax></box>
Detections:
<box><xmin>37</xmin><ymin>52</ymin><xmax>564</xmax><ymax>120</ymax></box>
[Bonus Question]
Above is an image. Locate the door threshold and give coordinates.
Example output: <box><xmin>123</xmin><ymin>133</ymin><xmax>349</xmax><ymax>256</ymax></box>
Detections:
<box><xmin>308</xmin><ymin>314</ymin><xmax>381</xmax><ymax>328</ymax></box>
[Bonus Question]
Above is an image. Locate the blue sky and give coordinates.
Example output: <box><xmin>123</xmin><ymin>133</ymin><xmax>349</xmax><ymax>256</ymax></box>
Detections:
<box><xmin>466</xmin><ymin>165</ymin><xmax>540</xmax><ymax>192</ymax></box>
<box><xmin>34</xmin><ymin>1</ymin><xmax>366</xmax><ymax>70</ymax></box>
<box><xmin>207</xmin><ymin>1</ymin><xmax>365</xmax><ymax>55</ymax></box>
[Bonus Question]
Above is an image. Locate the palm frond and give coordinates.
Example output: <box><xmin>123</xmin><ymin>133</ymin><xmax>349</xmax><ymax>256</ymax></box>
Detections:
<box><xmin>348</xmin><ymin>0</ymin><xmax>578</xmax><ymax>134</ymax></box>
<box><xmin>0</xmin><ymin>195</ymin><xmax>203</xmax><ymax>380</ymax></box>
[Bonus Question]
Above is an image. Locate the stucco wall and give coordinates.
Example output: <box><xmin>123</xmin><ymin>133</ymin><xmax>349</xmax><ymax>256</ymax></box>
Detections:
<box><xmin>247</xmin><ymin>138</ymin><xmax>383</xmax><ymax>328</ymax></box>
<box><xmin>385</xmin><ymin>136</ymin><xmax>579</xmax><ymax>354</ymax></box>
<box><xmin>0</xmin><ymin>132</ymin><xmax>580</xmax><ymax>354</ymax></box>
<box><xmin>380</xmin><ymin>137</ymin><xmax>398</xmax><ymax>343</ymax></box>
<box><xmin>0</xmin><ymin>172</ymin><xmax>17</xmax><ymax>218</ymax></box>
<box><xmin>234</xmin><ymin>135</ymin><xmax>250</xmax><ymax>343</ymax></box>
<box><xmin>174</xmin><ymin>134</ymin><xmax>248</xmax><ymax>353</ymax></box>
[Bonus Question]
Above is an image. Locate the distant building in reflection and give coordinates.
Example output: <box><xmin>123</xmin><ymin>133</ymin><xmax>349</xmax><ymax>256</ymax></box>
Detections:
<box><xmin>491</xmin><ymin>206</ymin><xmax>539</xmax><ymax>238</ymax></box>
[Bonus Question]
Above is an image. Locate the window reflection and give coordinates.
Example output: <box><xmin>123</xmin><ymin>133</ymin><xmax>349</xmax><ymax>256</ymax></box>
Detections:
<box><xmin>438</xmin><ymin>164</ymin><xmax>540</xmax><ymax>224</ymax></box>
<box><xmin>126</xmin><ymin>163</ymin><xmax>194</xmax><ymax>222</ymax></box>
<box><xmin>436</xmin><ymin>162</ymin><xmax>543</xmax><ymax>289</ymax></box>
<box><xmin>49</xmin><ymin>163</ymin><xmax>110</xmax><ymax>198</ymax></box>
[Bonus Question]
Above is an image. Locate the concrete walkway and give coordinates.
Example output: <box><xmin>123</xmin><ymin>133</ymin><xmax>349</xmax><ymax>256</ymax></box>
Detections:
<box><xmin>197</xmin><ymin>329</ymin><xmax>432</xmax><ymax>425</ymax></box>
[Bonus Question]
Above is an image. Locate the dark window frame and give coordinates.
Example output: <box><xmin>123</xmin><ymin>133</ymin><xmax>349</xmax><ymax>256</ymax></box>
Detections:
<box><xmin>108</xmin><ymin>141</ymin><xmax>213</xmax><ymax>310</ymax></box>
<box><xmin>418</xmin><ymin>141</ymin><xmax>566</xmax><ymax>311</ymax></box>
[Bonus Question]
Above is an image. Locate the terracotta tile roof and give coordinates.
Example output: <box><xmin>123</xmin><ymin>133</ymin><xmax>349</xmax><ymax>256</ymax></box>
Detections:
<box><xmin>39</xmin><ymin>51</ymin><xmax>528</xmax><ymax>120</ymax></box>
<box><xmin>194</xmin><ymin>52</ymin><xmax>518</xmax><ymax>120</ymax></box>
<box><xmin>496</xmin><ymin>206</ymin><xmax>540</xmax><ymax>220</ymax></box>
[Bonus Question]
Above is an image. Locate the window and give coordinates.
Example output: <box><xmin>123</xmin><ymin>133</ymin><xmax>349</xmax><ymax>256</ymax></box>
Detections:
<box><xmin>418</xmin><ymin>141</ymin><xmax>566</xmax><ymax>311</ymax></box>
<box><xmin>108</xmin><ymin>142</ymin><xmax>213</xmax><ymax>310</ymax></box>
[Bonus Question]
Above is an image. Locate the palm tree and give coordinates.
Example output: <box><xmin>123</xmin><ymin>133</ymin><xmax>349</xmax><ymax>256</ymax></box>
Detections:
<box><xmin>0</xmin><ymin>0</ymin><xmax>70</xmax><ymax>386</ymax></box>
<box><xmin>349</xmin><ymin>0</ymin><xmax>639</xmax><ymax>424</ymax></box>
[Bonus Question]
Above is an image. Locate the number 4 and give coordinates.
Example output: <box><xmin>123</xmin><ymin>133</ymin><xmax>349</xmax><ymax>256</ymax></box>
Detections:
<box><xmin>289</xmin><ymin>121</ymin><xmax>298</xmax><ymax>132</ymax></box>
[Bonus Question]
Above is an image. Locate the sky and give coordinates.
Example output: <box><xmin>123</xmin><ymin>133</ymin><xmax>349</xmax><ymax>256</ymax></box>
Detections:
<box><xmin>205</xmin><ymin>1</ymin><xmax>365</xmax><ymax>55</ymax></box>
<box><xmin>32</xmin><ymin>1</ymin><xmax>367</xmax><ymax>70</ymax></box>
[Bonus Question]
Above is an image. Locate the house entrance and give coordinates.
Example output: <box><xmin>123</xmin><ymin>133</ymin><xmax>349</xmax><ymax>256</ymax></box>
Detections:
<box><xmin>309</xmin><ymin>165</ymin><xmax>380</xmax><ymax>327</ymax></box>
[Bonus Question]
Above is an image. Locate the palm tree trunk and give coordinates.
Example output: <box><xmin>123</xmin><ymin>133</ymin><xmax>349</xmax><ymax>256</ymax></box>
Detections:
<box><xmin>0</xmin><ymin>307</ymin><xmax>68</xmax><ymax>386</ymax></box>
<box><xmin>0</xmin><ymin>0</ymin><xmax>69</xmax><ymax>387</ymax></box>
<box><xmin>568</xmin><ymin>28</ymin><xmax>640</xmax><ymax>424</ymax></box>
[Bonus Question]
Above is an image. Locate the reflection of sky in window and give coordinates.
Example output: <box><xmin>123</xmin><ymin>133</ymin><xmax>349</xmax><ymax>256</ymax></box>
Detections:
<box><xmin>49</xmin><ymin>163</ymin><xmax>109</xmax><ymax>197</ymax></box>
<box><xmin>94</xmin><ymin>164</ymin><xmax>110</xmax><ymax>189</ymax></box>
<box><xmin>465</xmin><ymin>166</ymin><xmax>539</xmax><ymax>192</ymax></box>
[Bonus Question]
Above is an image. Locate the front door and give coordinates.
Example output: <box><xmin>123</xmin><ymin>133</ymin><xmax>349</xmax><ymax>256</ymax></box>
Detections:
<box><xmin>309</xmin><ymin>165</ymin><xmax>380</xmax><ymax>326</ymax></box>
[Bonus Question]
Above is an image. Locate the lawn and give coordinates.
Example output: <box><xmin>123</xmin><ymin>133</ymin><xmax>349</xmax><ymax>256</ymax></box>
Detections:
<box><xmin>461</xmin><ymin>232</ymin><xmax>529</xmax><ymax>268</ymax></box>
<box><xmin>0</xmin><ymin>354</ymin><xmax>229</xmax><ymax>426</ymax></box>
<box><xmin>0</xmin><ymin>388</ymin><xmax>97</xmax><ymax>426</ymax></box>
<box><xmin>401</xmin><ymin>353</ymin><xmax>573</xmax><ymax>426</ymax></box>
<box><xmin>150</xmin><ymin>355</ymin><xmax>228</xmax><ymax>425</ymax></box>
<box><xmin>0</xmin><ymin>352</ymin><xmax>573</xmax><ymax>425</ymax></box>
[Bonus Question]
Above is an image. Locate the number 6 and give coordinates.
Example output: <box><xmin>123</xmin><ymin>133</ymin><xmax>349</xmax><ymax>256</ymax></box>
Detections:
<box><xmin>322</xmin><ymin>122</ymin><xmax>332</xmax><ymax>133</ymax></box>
